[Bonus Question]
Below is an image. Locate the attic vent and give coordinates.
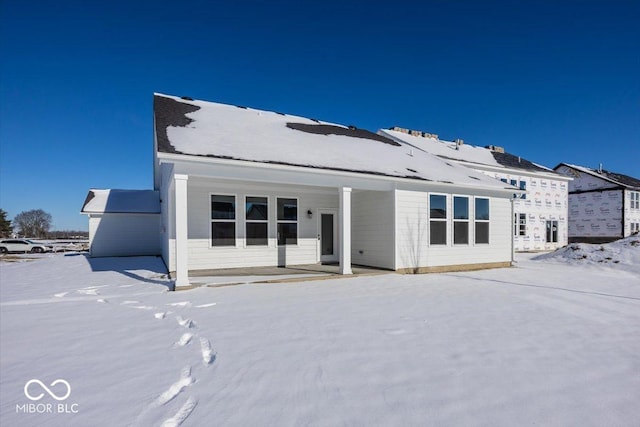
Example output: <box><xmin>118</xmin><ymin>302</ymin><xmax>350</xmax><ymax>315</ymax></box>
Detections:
<box><xmin>485</xmin><ymin>145</ymin><xmax>505</xmax><ymax>153</ymax></box>
<box><xmin>390</xmin><ymin>126</ymin><xmax>438</xmax><ymax>139</ymax></box>
<box><xmin>446</xmin><ymin>163</ymin><xmax>453</xmax><ymax>167</ymax></box>
<box><xmin>311</xmin><ymin>118</ymin><xmax>320</xmax><ymax>123</ymax></box>
<box><xmin>275</xmin><ymin>111</ymin><xmax>285</xmax><ymax>116</ymax></box>
<box><xmin>236</xmin><ymin>105</ymin><xmax>247</xmax><ymax>109</ymax></box>
<box><xmin>181</xmin><ymin>96</ymin><xmax>194</xmax><ymax>101</ymax></box>
<box><xmin>348</xmin><ymin>125</ymin><xmax>357</xmax><ymax>130</ymax></box>
<box><xmin>469</xmin><ymin>176</ymin><xmax>480</xmax><ymax>180</ymax></box>
<box><xmin>406</xmin><ymin>168</ymin><xmax>417</xmax><ymax>173</ymax></box>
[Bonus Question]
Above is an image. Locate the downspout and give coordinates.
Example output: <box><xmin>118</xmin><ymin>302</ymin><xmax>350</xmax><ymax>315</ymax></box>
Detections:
<box><xmin>510</xmin><ymin>197</ymin><xmax>515</xmax><ymax>265</ymax></box>
<box><xmin>621</xmin><ymin>189</ymin><xmax>625</xmax><ymax>238</ymax></box>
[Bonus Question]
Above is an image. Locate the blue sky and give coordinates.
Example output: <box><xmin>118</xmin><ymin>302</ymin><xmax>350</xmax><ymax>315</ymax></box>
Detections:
<box><xmin>1</xmin><ymin>0</ymin><xmax>638</xmax><ymax>231</ymax></box>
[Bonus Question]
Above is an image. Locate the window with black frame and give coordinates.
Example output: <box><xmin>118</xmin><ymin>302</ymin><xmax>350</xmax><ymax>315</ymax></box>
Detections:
<box><xmin>246</xmin><ymin>196</ymin><xmax>268</xmax><ymax>246</ymax></box>
<box><xmin>453</xmin><ymin>196</ymin><xmax>469</xmax><ymax>245</ymax></box>
<box><xmin>277</xmin><ymin>198</ymin><xmax>297</xmax><ymax>245</ymax></box>
<box><xmin>475</xmin><ymin>198</ymin><xmax>490</xmax><ymax>244</ymax></box>
<box><xmin>211</xmin><ymin>195</ymin><xmax>236</xmax><ymax>246</ymax></box>
<box><xmin>429</xmin><ymin>194</ymin><xmax>447</xmax><ymax>245</ymax></box>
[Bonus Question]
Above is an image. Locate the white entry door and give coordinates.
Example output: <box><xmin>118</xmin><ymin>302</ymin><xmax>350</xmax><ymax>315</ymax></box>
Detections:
<box><xmin>318</xmin><ymin>209</ymin><xmax>338</xmax><ymax>263</ymax></box>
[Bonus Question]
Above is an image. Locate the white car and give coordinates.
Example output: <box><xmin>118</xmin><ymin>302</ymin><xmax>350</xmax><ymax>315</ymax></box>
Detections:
<box><xmin>0</xmin><ymin>239</ymin><xmax>52</xmax><ymax>254</ymax></box>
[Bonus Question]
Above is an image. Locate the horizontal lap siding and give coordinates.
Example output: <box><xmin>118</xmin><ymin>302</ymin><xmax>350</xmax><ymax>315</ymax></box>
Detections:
<box><xmin>351</xmin><ymin>191</ymin><xmax>395</xmax><ymax>270</ymax></box>
<box><xmin>186</xmin><ymin>179</ymin><xmax>337</xmax><ymax>270</ymax></box>
<box><xmin>395</xmin><ymin>190</ymin><xmax>511</xmax><ymax>269</ymax></box>
<box><xmin>90</xmin><ymin>214</ymin><xmax>161</xmax><ymax>257</ymax></box>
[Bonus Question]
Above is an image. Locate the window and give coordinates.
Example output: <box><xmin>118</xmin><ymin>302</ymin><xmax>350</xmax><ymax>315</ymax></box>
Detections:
<box><xmin>631</xmin><ymin>192</ymin><xmax>640</xmax><ymax>209</ymax></box>
<box><xmin>453</xmin><ymin>196</ymin><xmax>469</xmax><ymax>244</ymax></box>
<box><xmin>475</xmin><ymin>198</ymin><xmax>490</xmax><ymax>244</ymax></box>
<box><xmin>277</xmin><ymin>198</ymin><xmax>297</xmax><ymax>245</ymax></box>
<box><xmin>429</xmin><ymin>194</ymin><xmax>447</xmax><ymax>245</ymax></box>
<box><xmin>246</xmin><ymin>196</ymin><xmax>268</xmax><ymax>246</ymax></box>
<box><xmin>519</xmin><ymin>181</ymin><xmax>527</xmax><ymax>199</ymax></box>
<box><xmin>546</xmin><ymin>220</ymin><xmax>558</xmax><ymax>243</ymax></box>
<box><xmin>211</xmin><ymin>195</ymin><xmax>236</xmax><ymax>246</ymax></box>
<box><xmin>631</xmin><ymin>223</ymin><xmax>639</xmax><ymax>234</ymax></box>
<box><xmin>514</xmin><ymin>213</ymin><xmax>526</xmax><ymax>236</ymax></box>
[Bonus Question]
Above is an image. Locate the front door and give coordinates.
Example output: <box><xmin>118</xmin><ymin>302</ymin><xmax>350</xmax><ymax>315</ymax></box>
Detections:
<box><xmin>318</xmin><ymin>209</ymin><xmax>338</xmax><ymax>263</ymax></box>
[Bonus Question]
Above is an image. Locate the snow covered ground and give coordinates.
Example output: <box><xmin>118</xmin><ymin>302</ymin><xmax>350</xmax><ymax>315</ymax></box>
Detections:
<box><xmin>1</xmin><ymin>245</ymin><xmax>639</xmax><ymax>426</ymax></box>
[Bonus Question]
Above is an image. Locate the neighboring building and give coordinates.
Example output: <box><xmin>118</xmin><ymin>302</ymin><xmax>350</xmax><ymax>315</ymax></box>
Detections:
<box><xmin>554</xmin><ymin>163</ymin><xmax>640</xmax><ymax>243</ymax></box>
<box><xmin>81</xmin><ymin>189</ymin><xmax>161</xmax><ymax>257</ymax></box>
<box><xmin>83</xmin><ymin>93</ymin><xmax>524</xmax><ymax>288</ymax></box>
<box><xmin>379</xmin><ymin>128</ymin><xmax>571</xmax><ymax>251</ymax></box>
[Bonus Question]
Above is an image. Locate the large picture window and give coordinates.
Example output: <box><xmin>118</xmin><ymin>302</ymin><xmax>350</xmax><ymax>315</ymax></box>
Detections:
<box><xmin>277</xmin><ymin>198</ymin><xmax>297</xmax><ymax>245</ymax></box>
<box><xmin>246</xmin><ymin>196</ymin><xmax>268</xmax><ymax>246</ymax></box>
<box><xmin>453</xmin><ymin>196</ymin><xmax>469</xmax><ymax>244</ymax></box>
<box><xmin>211</xmin><ymin>194</ymin><xmax>236</xmax><ymax>246</ymax></box>
<box><xmin>429</xmin><ymin>194</ymin><xmax>447</xmax><ymax>245</ymax></box>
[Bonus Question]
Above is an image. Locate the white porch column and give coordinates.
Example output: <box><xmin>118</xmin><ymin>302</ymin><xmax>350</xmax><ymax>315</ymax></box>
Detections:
<box><xmin>339</xmin><ymin>186</ymin><xmax>353</xmax><ymax>275</ymax></box>
<box><xmin>174</xmin><ymin>174</ymin><xmax>190</xmax><ymax>288</ymax></box>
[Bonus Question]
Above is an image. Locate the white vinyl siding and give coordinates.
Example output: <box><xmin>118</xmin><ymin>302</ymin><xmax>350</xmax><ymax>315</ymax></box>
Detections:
<box><xmin>395</xmin><ymin>190</ymin><xmax>511</xmax><ymax>270</ymax></box>
<box><xmin>351</xmin><ymin>190</ymin><xmax>395</xmax><ymax>270</ymax></box>
<box><xmin>185</xmin><ymin>178</ymin><xmax>337</xmax><ymax>270</ymax></box>
<box><xmin>89</xmin><ymin>214</ymin><xmax>160</xmax><ymax>258</ymax></box>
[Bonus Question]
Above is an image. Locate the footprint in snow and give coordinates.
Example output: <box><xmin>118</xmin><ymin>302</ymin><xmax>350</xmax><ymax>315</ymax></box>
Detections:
<box><xmin>121</xmin><ymin>300</ymin><xmax>140</xmax><ymax>305</ymax></box>
<box><xmin>167</xmin><ymin>301</ymin><xmax>192</xmax><ymax>308</ymax></box>
<box><xmin>54</xmin><ymin>292</ymin><xmax>68</xmax><ymax>298</ymax></box>
<box><xmin>200</xmin><ymin>338</ymin><xmax>215</xmax><ymax>366</ymax></box>
<box><xmin>156</xmin><ymin>366</ymin><xmax>194</xmax><ymax>406</ymax></box>
<box><xmin>97</xmin><ymin>299</ymin><xmax>108</xmax><ymax>303</ymax></box>
<box><xmin>77</xmin><ymin>289</ymin><xmax>100</xmax><ymax>296</ymax></box>
<box><xmin>131</xmin><ymin>305</ymin><xmax>154</xmax><ymax>310</ymax></box>
<box><xmin>175</xmin><ymin>333</ymin><xmax>193</xmax><ymax>347</ymax></box>
<box><xmin>154</xmin><ymin>312</ymin><xmax>166</xmax><ymax>320</ymax></box>
<box><xmin>161</xmin><ymin>397</ymin><xmax>198</xmax><ymax>427</ymax></box>
<box><xmin>176</xmin><ymin>316</ymin><xmax>195</xmax><ymax>328</ymax></box>
<box><xmin>195</xmin><ymin>303</ymin><xmax>217</xmax><ymax>308</ymax></box>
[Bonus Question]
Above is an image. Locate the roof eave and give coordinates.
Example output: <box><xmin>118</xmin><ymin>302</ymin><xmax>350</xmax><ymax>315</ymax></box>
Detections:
<box><xmin>157</xmin><ymin>152</ymin><xmax>517</xmax><ymax>195</ymax></box>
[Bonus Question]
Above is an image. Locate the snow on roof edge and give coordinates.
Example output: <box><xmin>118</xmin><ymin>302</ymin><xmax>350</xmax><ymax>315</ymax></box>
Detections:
<box><xmin>81</xmin><ymin>189</ymin><xmax>160</xmax><ymax>214</ymax></box>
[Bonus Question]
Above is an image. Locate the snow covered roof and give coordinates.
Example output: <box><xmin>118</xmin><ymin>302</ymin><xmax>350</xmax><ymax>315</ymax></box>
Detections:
<box><xmin>153</xmin><ymin>94</ymin><xmax>513</xmax><ymax>191</ymax></box>
<box><xmin>555</xmin><ymin>163</ymin><xmax>640</xmax><ymax>190</ymax></box>
<box><xmin>81</xmin><ymin>190</ymin><xmax>160</xmax><ymax>214</ymax></box>
<box><xmin>379</xmin><ymin>129</ymin><xmax>553</xmax><ymax>173</ymax></box>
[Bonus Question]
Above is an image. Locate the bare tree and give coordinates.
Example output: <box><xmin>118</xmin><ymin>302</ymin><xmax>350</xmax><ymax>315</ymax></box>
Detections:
<box><xmin>14</xmin><ymin>209</ymin><xmax>52</xmax><ymax>238</ymax></box>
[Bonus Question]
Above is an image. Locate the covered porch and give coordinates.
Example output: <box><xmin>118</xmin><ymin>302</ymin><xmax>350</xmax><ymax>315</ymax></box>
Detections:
<box><xmin>163</xmin><ymin>158</ymin><xmax>398</xmax><ymax>288</ymax></box>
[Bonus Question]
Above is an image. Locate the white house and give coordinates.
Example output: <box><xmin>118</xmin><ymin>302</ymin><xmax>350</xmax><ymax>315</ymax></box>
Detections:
<box><xmin>379</xmin><ymin>128</ymin><xmax>571</xmax><ymax>251</ymax></box>
<box><xmin>83</xmin><ymin>93</ymin><xmax>524</xmax><ymax>288</ymax></box>
<box><xmin>554</xmin><ymin>163</ymin><xmax>640</xmax><ymax>243</ymax></box>
<box><xmin>81</xmin><ymin>189</ymin><xmax>161</xmax><ymax>257</ymax></box>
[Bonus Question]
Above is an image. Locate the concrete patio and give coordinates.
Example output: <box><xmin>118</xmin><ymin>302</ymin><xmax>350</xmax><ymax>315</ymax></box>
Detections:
<box><xmin>186</xmin><ymin>263</ymin><xmax>392</xmax><ymax>288</ymax></box>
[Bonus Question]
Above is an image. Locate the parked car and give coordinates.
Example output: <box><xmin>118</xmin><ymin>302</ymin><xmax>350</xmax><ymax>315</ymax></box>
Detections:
<box><xmin>0</xmin><ymin>239</ymin><xmax>52</xmax><ymax>254</ymax></box>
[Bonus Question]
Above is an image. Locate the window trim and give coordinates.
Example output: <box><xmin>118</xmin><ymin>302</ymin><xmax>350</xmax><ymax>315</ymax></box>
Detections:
<box><xmin>244</xmin><ymin>195</ymin><xmax>270</xmax><ymax>247</ymax></box>
<box><xmin>453</xmin><ymin>195</ymin><xmax>470</xmax><ymax>245</ymax></box>
<box><xmin>209</xmin><ymin>193</ymin><xmax>238</xmax><ymax>248</ymax></box>
<box><xmin>276</xmin><ymin>196</ymin><xmax>299</xmax><ymax>246</ymax></box>
<box><xmin>631</xmin><ymin>191</ymin><xmax>640</xmax><ymax>210</ymax></box>
<box><xmin>428</xmin><ymin>193</ymin><xmax>448</xmax><ymax>246</ymax></box>
<box><xmin>514</xmin><ymin>212</ymin><xmax>526</xmax><ymax>237</ymax></box>
<box><xmin>545</xmin><ymin>220</ymin><xmax>559</xmax><ymax>244</ymax></box>
<box><xmin>474</xmin><ymin>197</ymin><xmax>490</xmax><ymax>245</ymax></box>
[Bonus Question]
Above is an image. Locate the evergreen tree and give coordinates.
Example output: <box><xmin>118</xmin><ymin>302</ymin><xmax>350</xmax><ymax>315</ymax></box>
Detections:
<box><xmin>0</xmin><ymin>209</ymin><xmax>12</xmax><ymax>238</ymax></box>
